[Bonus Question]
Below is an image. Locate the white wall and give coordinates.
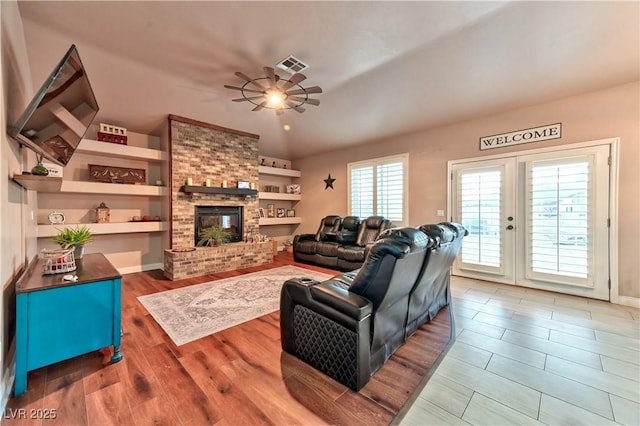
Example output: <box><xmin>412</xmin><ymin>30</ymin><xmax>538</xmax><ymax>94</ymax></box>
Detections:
<box><xmin>0</xmin><ymin>0</ymin><xmax>36</xmax><ymax>408</ymax></box>
<box><xmin>294</xmin><ymin>81</ymin><xmax>640</xmax><ymax>301</ymax></box>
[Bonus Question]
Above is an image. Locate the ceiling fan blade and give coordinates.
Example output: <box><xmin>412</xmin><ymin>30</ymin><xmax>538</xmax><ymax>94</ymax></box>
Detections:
<box><xmin>285</xmin><ymin>86</ymin><xmax>323</xmax><ymax>96</ymax></box>
<box><xmin>224</xmin><ymin>84</ymin><xmax>265</xmax><ymax>94</ymax></box>
<box><xmin>288</xmin><ymin>96</ymin><xmax>320</xmax><ymax>106</ymax></box>
<box><xmin>235</xmin><ymin>71</ymin><xmax>265</xmax><ymax>90</ymax></box>
<box><xmin>286</xmin><ymin>101</ymin><xmax>305</xmax><ymax>113</ymax></box>
<box><xmin>263</xmin><ymin>67</ymin><xmax>278</xmax><ymax>88</ymax></box>
<box><xmin>252</xmin><ymin>101</ymin><xmax>268</xmax><ymax>111</ymax></box>
<box><xmin>279</xmin><ymin>73</ymin><xmax>307</xmax><ymax>91</ymax></box>
<box><xmin>232</xmin><ymin>96</ymin><xmax>264</xmax><ymax>102</ymax></box>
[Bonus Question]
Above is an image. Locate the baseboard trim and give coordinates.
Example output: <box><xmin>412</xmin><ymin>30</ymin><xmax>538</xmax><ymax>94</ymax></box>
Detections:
<box><xmin>117</xmin><ymin>263</ymin><xmax>163</xmax><ymax>275</ymax></box>
<box><xmin>615</xmin><ymin>295</ymin><xmax>640</xmax><ymax>309</ymax></box>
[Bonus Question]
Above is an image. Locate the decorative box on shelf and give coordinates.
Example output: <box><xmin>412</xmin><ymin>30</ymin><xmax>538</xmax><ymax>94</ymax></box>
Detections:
<box><xmin>263</xmin><ymin>185</ymin><xmax>280</xmax><ymax>193</ymax></box>
<box><xmin>97</xmin><ymin>132</ymin><xmax>128</xmax><ymax>145</ymax></box>
<box><xmin>97</xmin><ymin>123</ymin><xmax>128</xmax><ymax>145</ymax></box>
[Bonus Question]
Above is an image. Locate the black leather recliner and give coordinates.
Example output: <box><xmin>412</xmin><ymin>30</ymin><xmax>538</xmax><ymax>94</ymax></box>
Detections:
<box><xmin>405</xmin><ymin>222</ymin><xmax>468</xmax><ymax>337</ymax></box>
<box><xmin>292</xmin><ymin>215</ymin><xmax>388</xmax><ymax>271</ymax></box>
<box><xmin>336</xmin><ymin>216</ymin><xmax>393</xmax><ymax>271</ymax></box>
<box><xmin>335</xmin><ymin>215</ymin><xmax>360</xmax><ymax>245</ymax></box>
<box><xmin>281</xmin><ymin>222</ymin><xmax>467</xmax><ymax>390</ymax></box>
<box><xmin>293</xmin><ymin>215</ymin><xmax>342</xmax><ymax>266</ymax></box>
<box><xmin>281</xmin><ymin>227</ymin><xmax>430</xmax><ymax>391</ymax></box>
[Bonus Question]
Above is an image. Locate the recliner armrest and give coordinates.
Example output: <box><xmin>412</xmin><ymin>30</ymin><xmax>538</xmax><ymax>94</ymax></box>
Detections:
<box><xmin>280</xmin><ymin>276</ymin><xmax>372</xmax><ymax>353</ymax></box>
<box><xmin>310</xmin><ymin>280</ymin><xmax>372</xmax><ymax>321</ymax></box>
<box><xmin>294</xmin><ymin>233</ymin><xmax>317</xmax><ymax>244</ymax></box>
<box><xmin>319</xmin><ymin>232</ymin><xmax>338</xmax><ymax>242</ymax></box>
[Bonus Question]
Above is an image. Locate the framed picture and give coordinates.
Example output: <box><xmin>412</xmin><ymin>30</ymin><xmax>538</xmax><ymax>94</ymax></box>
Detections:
<box><xmin>286</xmin><ymin>209</ymin><xmax>295</xmax><ymax>217</ymax></box>
<box><xmin>277</xmin><ymin>208</ymin><xmax>285</xmax><ymax>218</ymax></box>
<box><xmin>286</xmin><ymin>184</ymin><xmax>301</xmax><ymax>194</ymax></box>
<box><xmin>237</xmin><ymin>181</ymin><xmax>250</xmax><ymax>189</ymax></box>
<box><xmin>89</xmin><ymin>164</ymin><xmax>145</xmax><ymax>184</ymax></box>
<box><xmin>267</xmin><ymin>203</ymin><xmax>275</xmax><ymax>218</ymax></box>
<box><xmin>258</xmin><ymin>208</ymin><xmax>265</xmax><ymax>218</ymax></box>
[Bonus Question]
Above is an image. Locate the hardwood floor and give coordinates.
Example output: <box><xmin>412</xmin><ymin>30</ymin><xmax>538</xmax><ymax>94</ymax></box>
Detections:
<box><xmin>4</xmin><ymin>253</ymin><xmax>452</xmax><ymax>426</ymax></box>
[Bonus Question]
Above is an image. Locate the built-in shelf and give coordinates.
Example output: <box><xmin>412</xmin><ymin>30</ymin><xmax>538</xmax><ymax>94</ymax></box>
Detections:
<box><xmin>258</xmin><ymin>192</ymin><xmax>302</xmax><ymax>201</ymax></box>
<box><xmin>181</xmin><ymin>185</ymin><xmax>258</xmax><ymax>196</ymax></box>
<box><xmin>258</xmin><ymin>165</ymin><xmax>301</xmax><ymax>178</ymax></box>
<box><xmin>63</xmin><ymin>181</ymin><xmax>168</xmax><ymax>196</ymax></box>
<box><xmin>13</xmin><ymin>175</ymin><xmax>63</xmax><ymax>192</ymax></box>
<box><xmin>13</xmin><ymin>175</ymin><xmax>169</xmax><ymax>196</ymax></box>
<box><xmin>37</xmin><ymin>221</ymin><xmax>169</xmax><ymax>237</ymax></box>
<box><xmin>259</xmin><ymin>217</ymin><xmax>302</xmax><ymax>226</ymax></box>
<box><xmin>76</xmin><ymin>138</ymin><xmax>168</xmax><ymax>162</ymax></box>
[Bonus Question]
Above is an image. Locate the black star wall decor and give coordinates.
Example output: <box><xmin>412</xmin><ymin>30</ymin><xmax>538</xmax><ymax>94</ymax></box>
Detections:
<box><xmin>324</xmin><ymin>174</ymin><xmax>335</xmax><ymax>190</ymax></box>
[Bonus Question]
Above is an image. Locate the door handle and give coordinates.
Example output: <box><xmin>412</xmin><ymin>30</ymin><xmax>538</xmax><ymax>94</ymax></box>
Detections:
<box><xmin>506</xmin><ymin>225</ymin><xmax>514</xmax><ymax>230</ymax></box>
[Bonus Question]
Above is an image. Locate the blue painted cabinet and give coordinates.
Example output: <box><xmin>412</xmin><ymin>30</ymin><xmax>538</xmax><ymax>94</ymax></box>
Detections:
<box><xmin>15</xmin><ymin>253</ymin><xmax>122</xmax><ymax>396</ymax></box>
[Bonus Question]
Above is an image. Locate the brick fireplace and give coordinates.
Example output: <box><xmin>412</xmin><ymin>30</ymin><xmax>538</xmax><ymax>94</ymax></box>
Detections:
<box><xmin>164</xmin><ymin>115</ymin><xmax>273</xmax><ymax>280</ymax></box>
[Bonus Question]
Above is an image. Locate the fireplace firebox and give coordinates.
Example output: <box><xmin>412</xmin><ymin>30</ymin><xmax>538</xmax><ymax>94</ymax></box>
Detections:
<box><xmin>194</xmin><ymin>206</ymin><xmax>243</xmax><ymax>246</ymax></box>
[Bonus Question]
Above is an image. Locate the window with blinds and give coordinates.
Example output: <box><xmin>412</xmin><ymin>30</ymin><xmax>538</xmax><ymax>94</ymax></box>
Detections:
<box><xmin>348</xmin><ymin>154</ymin><xmax>408</xmax><ymax>224</ymax></box>
<box><xmin>458</xmin><ymin>167</ymin><xmax>503</xmax><ymax>269</ymax></box>
<box><xmin>526</xmin><ymin>156</ymin><xmax>593</xmax><ymax>286</ymax></box>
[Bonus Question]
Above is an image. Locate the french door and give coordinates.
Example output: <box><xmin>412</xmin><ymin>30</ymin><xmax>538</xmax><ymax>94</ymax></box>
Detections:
<box><xmin>450</xmin><ymin>143</ymin><xmax>611</xmax><ymax>300</ymax></box>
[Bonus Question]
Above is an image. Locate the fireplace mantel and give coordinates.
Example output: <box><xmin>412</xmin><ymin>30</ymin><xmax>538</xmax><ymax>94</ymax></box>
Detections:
<box><xmin>180</xmin><ymin>185</ymin><xmax>257</xmax><ymax>197</ymax></box>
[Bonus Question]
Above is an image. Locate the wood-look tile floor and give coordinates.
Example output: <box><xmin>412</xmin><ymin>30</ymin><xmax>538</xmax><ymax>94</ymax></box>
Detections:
<box><xmin>399</xmin><ymin>276</ymin><xmax>640</xmax><ymax>426</ymax></box>
<box><xmin>4</xmin><ymin>253</ymin><xmax>452</xmax><ymax>426</ymax></box>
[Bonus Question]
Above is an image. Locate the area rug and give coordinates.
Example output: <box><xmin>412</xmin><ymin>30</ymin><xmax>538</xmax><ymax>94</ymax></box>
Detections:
<box><xmin>138</xmin><ymin>266</ymin><xmax>333</xmax><ymax>346</ymax></box>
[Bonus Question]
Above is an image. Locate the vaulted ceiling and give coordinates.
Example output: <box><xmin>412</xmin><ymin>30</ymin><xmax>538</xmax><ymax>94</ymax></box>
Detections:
<box><xmin>16</xmin><ymin>1</ymin><xmax>639</xmax><ymax>160</ymax></box>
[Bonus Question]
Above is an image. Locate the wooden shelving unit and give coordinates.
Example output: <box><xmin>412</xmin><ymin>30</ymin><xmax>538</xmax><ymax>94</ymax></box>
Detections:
<box><xmin>23</xmin><ymin>133</ymin><xmax>170</xmax><ymax>256</ymax></box>
<box><xmin>257</xmin><ymin>160</ymin><xmax>302</xmax><ymax>252</ymax></box>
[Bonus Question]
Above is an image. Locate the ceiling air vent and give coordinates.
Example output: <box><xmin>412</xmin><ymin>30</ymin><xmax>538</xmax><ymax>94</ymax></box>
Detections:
<box><xmin>276</xmin><ymin>56</ymin><xmax>308</xmax><ymax>74</ymax></box>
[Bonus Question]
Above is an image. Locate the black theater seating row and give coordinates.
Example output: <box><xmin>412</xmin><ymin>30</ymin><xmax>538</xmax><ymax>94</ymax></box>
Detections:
<box><xmin>293</xmin><ymin>215</ymin><xmax>393</xmax><ymax>271</ymax></box>
<box><xmin>281</xmin><ymin>222</ymin><xmax>467</xmax><ymax>391</ymax></box>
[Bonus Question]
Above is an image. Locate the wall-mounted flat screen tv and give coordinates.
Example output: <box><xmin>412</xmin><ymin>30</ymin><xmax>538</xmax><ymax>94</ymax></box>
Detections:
<box><xmin>8</xmin><ymin>44</ymin><xmax>99</xmax><ymax>167</ymax></box>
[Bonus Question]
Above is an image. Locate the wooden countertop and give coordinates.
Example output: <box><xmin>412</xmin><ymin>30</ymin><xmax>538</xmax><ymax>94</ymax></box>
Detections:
<box><xmin>17</xmin><ymin>253</ymin><xmax>121</xmax><ymax>294</ymax></box>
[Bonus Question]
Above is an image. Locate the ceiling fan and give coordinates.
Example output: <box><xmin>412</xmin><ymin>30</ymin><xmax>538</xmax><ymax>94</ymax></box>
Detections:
<box><xmin>224</xmin><ymin>67</ymin><xmax>322</xmax><ymax>115</ymax></box>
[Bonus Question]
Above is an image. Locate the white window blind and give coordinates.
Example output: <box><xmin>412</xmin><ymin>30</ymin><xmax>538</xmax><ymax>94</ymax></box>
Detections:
<box><xmin>350</xmin><ymin>166</ymin><xmax>374</xmax><ymax>218</ymax></box>
<box><xmin>458</xmin><ymin>167</ymin><xmax>503</xmax><ymax>268</ymax></box>
<box><xmin>348</xmin><ymin>154</ymin><xmax>408</xmax><ymax>224</ymax></box>
<box><xmin>526</xmin><ymin>156</ymin><xmax>593</xmax><ymax>286</ymax></box>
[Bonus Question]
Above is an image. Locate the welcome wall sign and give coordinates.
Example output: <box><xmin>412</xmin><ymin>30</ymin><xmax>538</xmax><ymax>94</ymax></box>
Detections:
<box><xmin>480</xmin><ymin>123</ymin><xmax>561</xmax><ymax>150</ymax></box>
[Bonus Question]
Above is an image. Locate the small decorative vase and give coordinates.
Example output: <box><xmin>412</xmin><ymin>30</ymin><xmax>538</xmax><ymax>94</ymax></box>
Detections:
<box><xmin>73</xmin><ymin>244</ymin><xmax>85</xmax><ymax>260</ymax></box>
<box><xmin>31</xmin><ymin>163</ymin><xmax>49</xmax><ymax>176</ymax></box>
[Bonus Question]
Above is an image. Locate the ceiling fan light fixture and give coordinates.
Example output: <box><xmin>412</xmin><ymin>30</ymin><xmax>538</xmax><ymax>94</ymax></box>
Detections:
<box><xmin>224</xmin><ymin>65</ymin><xmax>321</xmax><ymax>114</ymax></box>
<box><xmin>266</xmin><ymin>89</ymin><xmax>285</xmax><ymax>106</ymax></box>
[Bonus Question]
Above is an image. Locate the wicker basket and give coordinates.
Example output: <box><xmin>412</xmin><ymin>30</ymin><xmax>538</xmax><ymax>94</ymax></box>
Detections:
<box><xmin>39</xmin><ymin>248</ymin><xmax>77</xmax><ymax>275</ymax></box>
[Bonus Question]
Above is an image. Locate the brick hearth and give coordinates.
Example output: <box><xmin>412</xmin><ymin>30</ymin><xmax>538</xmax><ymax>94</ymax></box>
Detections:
<box><xmin>164</xmin><ymin>242</ymin><xmax>273</xmax><ymax>280</ymax></box>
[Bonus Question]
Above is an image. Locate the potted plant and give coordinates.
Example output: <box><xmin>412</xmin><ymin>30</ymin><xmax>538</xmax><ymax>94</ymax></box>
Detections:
<box><xmin>53</xmin><ymin>225</ymin><xmax>94</xmax><ymax>259</ymax></box>
<box><xmin>197</xmin><ymin>226</ymin><xmax>231</xmax><ymax>247</ymax></box>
